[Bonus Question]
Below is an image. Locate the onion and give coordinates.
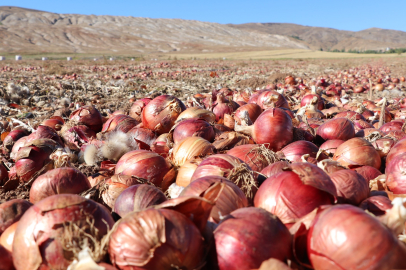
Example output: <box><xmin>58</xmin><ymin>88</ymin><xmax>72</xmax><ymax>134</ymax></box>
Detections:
<box><xmin>375</xmin><ymin>83</ymin><xmax>385</xmax><ymax>91</ymax></box>
<box><xmin>386</xmin><ymin>137</ymin><xmax>406</xmax><ymax>165</ymax></box>
<box><xmin>2</xmin><ymin>129</ymin><xmax>29</xmax><ymax>152</ymax></box>
<box><xmin>41</xmin><ymin>118</ymin><xmax>64</xmax><ymax>131</ymax></box>
<box><xmin>171</xmin><ymin>137</ymin><xmax>215</xmax><ymax>167</ymax></box>
<box><xmin>70</xmin><ymin>105</ymin><xmax>103</xmax><ymax>132</ymax></box>
<box><xmin>334</xmin><ymin>111</ymin><xmax>365</xmax><ymax>121</ymax></box>
<box><xmin>213</xmin><ymin>94</ymin><xmax>236</xmax><ymax>121</ymax></box>
<box><xmin>176</xmin><ymin>158</ymin><xmax>201</xmax><ymax>187</ymax></box>
<box><xmin>14</xmin><ymin>145</ymin><xmax>53</xmax><ymax>182</ymax></box>
<box><xmin>386</xmin><ymin>152</ymin><xmax>406</xmax><ymax>194</ymax></box>
<box><xmin>359</xmin><ymin>196</ymin><xmax>392</xmax><ymax>216</ymax></box>
<box><xmin>113</xmin><ymin>184</ymin><xmax>167</xmax><ymax>217</ymax></box>
<box><xmin>0</xmin><ymin>244</ymin><xmax>13</xmax><ymax>270</ymax></box>
<box><xmin>316</xmin><ymin>118</ymin><xmax>355</xmax><ymax>141</ymax></box>
<box><xmin>99</xmin><ymin>179</ymin><xmax>129</xmax><ymax>210</ymax></box>
<box><xmin>12</xmin><ymin>194</ymin><xmax>114</xmax><ymax>270</ymax></box>
<box><xmin>0</xmin><ymin>199</ymin><xmax>32</xmax><ymax>235</ymax></box>
<box><xmin>127</xmin><ymin>127</ymin><xmax>157</xmax><ymax>150</ymax></box>
<box><xmin>380</xmin><ymin>121</ymin><xmax>404</xmax><ymax>132</ymax></box>
<box><xmin>115</xmin><ymin>150</ymin><xmax>171</xmax><ymax>187</ymax></box>
<box><xmin>61</xmin><ymin>125</ymin><xmax>96</xmax><ymax>151</ymax></box>
<box><xmin>260</xmin><ymin>161</ymin><xmax>290</xmax><ymax>178</ymax></box>
<box><xmin>150</xmin><ymin>133</ymin><xmax>172</xmax><ymax>157</ymax></box>
<box><xmin>301</xmin><ymin>94</ymin><xmax>324</xmax><ymax>110</ymax></box>
<box><xmin>129</xmin><ymin>97</ymin><xmax>152</xmax><ymax>122</ymax></box>
<box><xmin>256</xmin><ymin>90</ymin><xmax>290</xmax><ymax>110</ymax></box>
<box><xmin>234</xmin><ymin>103</ymin><xmax>262</xmax><ymax>124</ymax></box>
<box><xmin>102</xmin><ymin>114</ymin><xmax>139</xmax><ymax>133</ymax></box>
<box><xmin>108</xmin><ymin>208</ymin><xmax>204</xmax><ymax>270</ymax></box>
<box><xmin>353</xmin><ymin>166</ymin><xmax>382</xmax><ymax>183</ymax></box>
<box><xmin>0</xmin><ymin>163</ymin><xmax>8</xmax><ymax>185</ymax></box>
<box><xmin>254</xmin><ymin>162</ymin><xmax>336</xmax><ymax>224</ymax></box>
<box><xmin>234</xmin><ymin>108</ymin><xmax>293</xmax><ymax>151</ymax></box>
<box><xmin>227</xmin><ymin>144</ymin><xmax>281</xmax><ymax>172</ymax></box>
<box><xmin>176</xmin><ymin>107</ymin><xmax>216</xmax><ymax>123</ymax></box>
<box><xmin>333</xmin><ymin>138</ymin><xmax>381</xmax><ymax>169</ymax></box>
<box><xmin>172</xmin><ymin>119</ymin><xmax>215</xmax><ymax>144</ymax></box>
<box><xmin>372</xmin><ymin>138</ymin><xmax>395</xmax><ymax>158</ymax></box>
<box><xmin>329</xmin><ymin>170</ymin><xmax>369</xmax><ymax>205</ymax></box>
<box><xmin>308</xmin><ymin>205</ymin><xmax>406</xmax><ymax>270</ymax></box>
<box><xmin>0</xmin><ymin>221</ymin><xmax>18</xmax><ymax>252</ymax></box>
<box><xmin>281</xmin><ymin>140</ymin><xmax>326</xmax><ymax>163</ymax></box>
<box><xmin>180</xmin><ymin>176</ymin><xmax>248</xmax><ymax>223</ymax></box>
<box><xmin>29</xmin><ymin>167</ymin><xmax>91</xmax><ymax>204</ymax></box>
<box><xmin>213</xmin><ymin>207</ymin><xmax>292</xmax><ymax>270</ymax></box>
<box><xmin>141</xmin><ymin>95</ymin><xmax>186</xmax><ymax>134</ymax></box>
<box><xmin>24</xmin><ymin>125</ymin><xmax>64</xmax><ymax>147</ymax></box>
<box><xmin>319</xmin><ymin>139</ymin><xmax>345</xmax><ymax>155</ymax></box>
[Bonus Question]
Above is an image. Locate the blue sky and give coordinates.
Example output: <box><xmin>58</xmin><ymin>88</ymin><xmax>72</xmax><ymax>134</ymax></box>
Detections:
<box><xmin>2</xmin><ymin>0</ymin><xmax>406</xmax><ymax>32</ymax></box>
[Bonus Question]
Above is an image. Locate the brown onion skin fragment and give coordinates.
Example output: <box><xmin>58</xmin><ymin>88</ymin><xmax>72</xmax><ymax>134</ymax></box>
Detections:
<box><xmin>0</xmin><ymin>199</ymin><xmax>32</xmax><ymax>235</ymax></box>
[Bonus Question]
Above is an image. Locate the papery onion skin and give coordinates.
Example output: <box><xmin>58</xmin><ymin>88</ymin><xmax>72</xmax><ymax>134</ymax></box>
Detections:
<box><xmin>386</xmin><ymin>137</ymin><xmax>406</xmax><ymax>165</ymax></box>
<box><xmin>214</xmin><ymin>207</ymin><xmax>292</xmax><ymax>270</ymax></box>
<box><xmin>333</xmin><ymin>138</ymin><xmax>381</xmax><ymax>170</ymax></box>
<box><xmin>180</xmin><ymin>176</ymin><xmax>248</xmax><ymax>223</ymax></box>
<box><xmin>281</xmin><ymin>140</ymin><xmax>326</xmax><ymax>163</ymax></box>
<box><xmin>329</xmin><ymin>170</ymin><xmax>369</xmax><ymax>205</ymax></box>
<box><xmin>141</xmin><ymin>95</ymin><xmax>186</xmax><ymax>134</ymax></box>
<box><xmin>127</xmin><ymin>127</ymin><xmax>157</xmax><ymax>150</ymax></box>
<box><xmin>386</xmin><ymin>152</ymin><xmax>406</xmax><ymax>194</ymax></box>
<box><xmin>29</xmin><ymin>167</ymin><xmax>90</xmax><ymax>204</ymax></box>
<box><xmin>173</xmin><ymin>119</ymin><xmax>215</xmax><ymax>144</ymax></box>
<box><xmin>0</xmin><ymin>199</ymin><xmax>32</xmax><ymax>234</ymax></box>
<box><xmin>108</xmin><ymin>208</ymin><xmax>204</xmax><ymax>270</ymax></box>
<box><xmin>176</xmin><ymin>107</ymin><xmax>216</xmax><ymax>123</ymax></box>
<box><xmin>70</xmin><ymin>105</ymin><xmax>103</xmax><ymax>132</ymax></box>
<box><xmin>234</xmin><ymin>103</ymin><xmax>262</xmax><ymax>124</ymax></box>
<box><xmin>100</xmin><ymin>179</ymin><xmax>129</xmax><ymax>210</ymax></box>
<box><xmin>379</xmin><ymin>121</ymin><xmax>404</xmax><ymax>132</ymax></box>
<box><xmin>115</xmin><ymin>150</ymin><xmax>171</xmax><ymax>187</ymax></box>
<box><xmin>316</xmin><ymin>118</ymin><xmax>355</xmax><ymax>141</ymax></box>
<box><xmin>308</xmin><ymin>205</ymin><xmax>406</xmax><ymax>270</ymax></box>
<box><xmin>3</xmin><ymin>129</ymin><xmax>29</xmax><ymax>152</ymax></box>
<box><xmin>41</xmin><ymin>118</ymin><xmax>64</xmax><ymax>131</ymax></box>
<box><xmin>0</xmin><ymin>244</ymin><xmax>14</xmax><ymax>270</ymax></box>
<box><xmin>129</xmin><ymin>98</ymin><xmax>152</xmax><ymax>122</ymax></box>
<box><xmin>359</xmin><ymin>196</ymin><xmax>392</xmax><ymax>216</ymax></box>
<box><xmin>260</xmin><ymin>161</ymin><xmax>290</xmax><ymax>178</ymax></box>
<box><xmin>12</xmin><ymin>194</ymin><xmax>114</xmax><ymax>270</ymax></box>
<box><xmin>61</xmin><ymin>125</ymin><xmax>96</xmax><ymax>151</ymax></box>
<box><xmin>319</xmin><ymin>140</ymin><xmax>345</xmax><ymax>155</ymax></box>
<box><xmin>102</xmin><ymin>114</ymin><xmax>139</xmax><ymax>133</ymax></box>
<box><xmin>113</xmin><ymin>184</ymin><xmax>167</xmax><ymax>217</ymax></box>
<box><xmin>0</xmin><ymin>222</ymin><xmax>18</xmax><ymax>252</ymax></box>
<box><xmin>353</xmin><ymin>166</ymin><xmax>382</xmax><ymax>183</ymax></box>
<box><xmin>191</xmin><ymin>154</ymin><xmax>246</xmax><ymax>181</ymax></box>
<box><xmin>15</xmin><ymin>145</ymin><xmax>53</xmax><ymax>182</ymax></box>
<box><xmin>227</xmin><ymin>144</ymin><xmax>280</xmax><ymax>172</ymax></box>
<box><xmin>171</xmin><ymin>137</ymin><xmax>215</xmax><ymax>167</ymax></box>
<box><xmin>254</xmin><ymin>163</ymin><xmax>336</xmax><ymax>224</ymax></box>
<box><xmin>301</xmin><ymin>94</ymin><xmax>324</xmax><ymax>110</ymax></box>
<box><xmin>176</xmin><ymin>159</ymin><xmax>201</xmax><ymax>187</ymax></box>
<box><xmin>256</xmin><ymin>90</ymin><xmax>290</xmax><ymax>110</ymax></box>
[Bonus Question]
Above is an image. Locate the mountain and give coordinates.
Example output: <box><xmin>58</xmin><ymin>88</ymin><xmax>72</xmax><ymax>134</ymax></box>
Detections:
<box><xmin>228</xmin><ymin>23</ymin><xmax>406</xmax><ymax>51</ymax></box>
<box><xmin>0</xmin><ymin>6</ymin><xmax>308</xmax><ymax>55</ymax></box>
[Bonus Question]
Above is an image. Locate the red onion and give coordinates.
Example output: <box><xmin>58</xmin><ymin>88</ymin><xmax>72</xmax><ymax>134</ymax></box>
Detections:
<box><xmin>386</xmin><ymin>137</ymin><xmax>406</xmax><ymax>165</ymax></box>
<box><xmin>176</xmin><ymin>158</ymin><xmax>201</xmax><ymax>187</ymax></box>
<box><xmin>213</xmin><ymin>94</ymin><xmax>236</xmax><ymax>121</ymax></box>
<box><xmin>172</xmin><ymin>119</ymin><xmax>215</xmax><ymax>144</ymax></box>
<box><xmin>0</xmin><ymin>244</ymin><xmax>13</xmax><ymax>270</ymax></box>
<box><xmin>359</xmin><ymin>196</ymin><xmax>392</xmax><ymax>216</ymax></box>
<box><xmin>24</xmin><ymin>125</ymin><xmax>63</xmax><ymax>147</ymax></box>
<box><xmin>115</xmin><ymin>150</ymin><xmax>171</xmax><ymax>187</ymax></box>
<box><xmin>113</xmin><ymin>184</ymin><xmax>167</xmax><ymax>217</ymax></box>
<box><xmin>329</xmin><ymin>170</ymin><xmax>369</xmax><ymax>205</ymax></box>
<box><xmin>102</xmin><ymin>114</ymin><xmax>139</xmax><ymax>133</ymax></box>
<box><xmin>142</xmin><ymin>95</ymin><xmax>186</xmax><ymax>134</ymax></box>
<box><xmin>180</xmin><ymin>176</ymin><xmax>248</xmax><ymax>223</ymax></box>
<box><xmin>260</xmin><ymin>161</ymin><xmax>290</xmax><ymax>178</ymax></box>
<box><xmin>99</xmin><ymin>179</ymin><xmax>129</xmax><ymax>210</ymax></box>
<box><xmin>234</xmin><ymin>103</ymin><xmax>262</xmax><ymax>124</ymax></box>
<box><xmin>0</xmin><ymin>163</ymin><xmax>8</xmax><ymax>185</ymax></box>
<box><xmin>41</xmin><ymin>118</ymin><xmax>64</xmax><ymax>131</ymax></box>
<box><xmin>308</xmin><ymin>205</ymin><xmax>406</xmax><ymax>270</ymax></box>
<box><xmin>353</xmin><ymin>166</ymin><xmax>382</xmax><ymax>183</ymax></box>
<box><xmin>70</xmin><ymin>105</ymin><xmax>103</xmax><ymax>132</ymax></box>
<box><xmin>234</xmin><ymin>108</ymin><xmax>293</xmax><ymax>151</ymax></box>
<box><xmin>129</xmin><ymin>97</ymin><xmax>152</xmax><ymax>122</ymax></box>
<box><xmin>256</xmin><ymin>90</ymin><xmax>290</xmax><ymax>110</ymax></box>
<box><xmin>108</xmin><ymin>208</ymin><xmax>204</xmax><ymax>270</ymax></box>
<box><xmin>61</xmin><ymin>125</ymin><xmax>96</xmax><ymax>151</ymax></box>
<box><xmin>281</xmin><ymin>140</ymin><xmax>326</xmax><ymax>163</ymax></box>
<box><xmin>380</xmin><ymin>121</ymin><xmax>404</xmax><ymax>132</ymax></box>
<box><xmin>227</xmin><ymin>144</ymin><xmax>281</xmax><ymax>172</ymax></box>
<box><xmin>150</xmin><ymin>133</ymin><xmax>172</xmax><ymax>157</ymax></box>
<box><xmin>171</xmin><ymin>137</ymin><xmax>215</xmax><ymax>167</ymax></box>
<box><xmin>29</xmin><ymin>167</ymin><xmax>91</xmax><ymax>204</ymax></box>
<box><xmin>316</xmin><ymin>118</ymin><xmax>355</xmax><ymax>141</ymax></box>
<box><xmin>14</xmin><ymin>145</ymin><xmax>53</xmax><ymax>182</ymax></box>
<box><xmin>176</xmin><ymin>107</ymin><xmax>216</xmax><ymax>123</ymax></box>
<box><xmin>319</xmin><ymin>139</ymin><xmax>345</xmax><ymax>155</ymax></box>
<box><xmin>213</xmin><ymin>207</ymin><xmax>292</xmax><ymax>270</ymax></box>
<box><xmin>0</xmin><ymin>199</ymin><xmax>32</xmax><ymax>234</ymax></box>
<box><xmin>127</xmin><ymin>127</ymin><xmax>157</xmax><ymax>150</ymax></box>
<box><xmin>13</xmin><ymin>194</ymin><xmax>114</xmax><ymax>270</ymax></box>
<box><xmin>3</xmin><ymin>129</ymin><xmax>29</xmax><ymax>152</ymax></box>
<box><xmin>0</xmin><ymin>221</ymin><xmax>18</xmax><ymax>252</ymax></box>
<box><xmin>386</xmin><ymin>130</ymin><xmax>406</xmax><ymax>141</ymax></box>
<box><xmin>301</xmin><ymin>94</ymin><xmax>324</xmax><ymax>110</ymax></box>
<box><xmin>334</xmin><ymin>111</ymin><xmax>365</xmax><ymax>121</ymax></box>
<box><xmin>333</xmin><ymin>138</ymin><xmax>381</xmax><ymax>169</ymax></box>
<box><xmin>372</xmin><ymin>138</ymin><xmax>395</xmax><ymax>158</ymax></box>
<box><xmin>254</xmin><ymin>162</ymin><xmax>336</xmax><ymax>224</ymax></box>
<box><xmin>386</xmin><ymin>152</ymin><xmax>406</xmax><ymax>194</ymax></box>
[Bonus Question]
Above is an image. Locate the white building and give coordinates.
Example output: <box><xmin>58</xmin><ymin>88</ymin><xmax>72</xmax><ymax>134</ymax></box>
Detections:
<box><xmin>15</xmin><ymin>55</ymin><xmax>22</xmax><ymax>61</ymax></box>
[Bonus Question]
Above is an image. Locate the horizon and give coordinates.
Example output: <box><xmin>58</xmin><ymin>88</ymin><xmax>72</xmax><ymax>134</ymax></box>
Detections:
<box><xmin>1</xmin><ymin>0</ymin><xmax>406</xmax><ymax>33</ymax></box>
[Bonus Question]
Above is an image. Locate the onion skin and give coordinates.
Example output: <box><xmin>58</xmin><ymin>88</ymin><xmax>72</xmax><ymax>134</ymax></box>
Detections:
<box><xmin>0</xmin><ymin>244</ymin><xmax>14</xmax><ymax>270</ymax></box>
<box><xmin>115</xmin><ymin>150</ymin><xmax>171</xmax><ymax>187</ymax></box>
<box><xmin>308</xmin><ymin>205</ymin><xmax>406</xmax><ymax>270</ymax></box>
<box><xmin>281</xmin><ymin>140</ymin><xmax>326</xmax><ymax>163</ymax></box>
<box><xmin>100</xmin><ymin>179</ymin><xmax>129</xmax><ymax>210</ymax></box>
<box><xmin>176</xmin><ymin>159</ymin><xmax>201</xmax><ymax>187</ymax></box>
<box><xmin>319</xmin><ymin>139</ymin><xmax>345</xmax><ymax>155</ymax></box>
<box><xmin>353</xmin><ymin>166</ymin><xmax>382</xmax><ymax>183</ymax></box>
<box><xmin>254</xmin><ymin>163</ymin><xmax>336</xmax><ymax>224</ymax></box>
<box><xmin>359</xmin><ymin>196</ymin><xmax>392</xmax><ymax>216</ymax></box>
<box><xmin>256</xmin><ymin>90</ymin><xmax>290</xmax><ymax>110</ymax></box>
<box><xmin>176</xmin><ymin>107</ymin><xmax>216</xmax><ymax>123</ymax></box>
<box><xmin>234</xmin><ymin>103</ymin><xmax>262</xmax><ymax>124</ymax></box>
<box><xmin>180</xmin><ymin>176</ymin><xmax>248</xmax><ymax>223</ymax></box>
<box><xmin>301</xmin><ymin>94</ymin><xmax>324</xmax><ymax>110</ymax></box>
<box><xmin>227</xmin><ymin>144</ymin><xmax>279</xmax><ymax>172</ymax></box>
<box><xmin>260</xmin><ymin>161</ymin><xmax>290</xmax><ymax>178</ymax></box>
<box><xmin>15</xmin><ymin>145</ymin><xmax>53</xmax><ymax>182</ymax></box>
<box><xmin>214</xmin><ymin>207</ymin><xmax>292</xmax><ymax>270</ymax></box>
<box><xmin>0</xmin><ymin>199</ymin><xmax>32</xmax><ymax>235</ymax></box>
<box><xmin>127</xmin><ymin>127</ymin><xmax>157</xmax><ymax>150</ymax></box>
<box><xmin>129</xmin><ymin>98</ymin><xmax>152</xmax><ymax>122</ymax></box>
<box><xmin>108</xmin><ymin>208</ymin><xmax>204</xmax><ymax>270</ymax></box>
<box><xmin>329</xmin><ymin>170</ymin><xmax>369</xmax><ymax>205</ymax></box>
<box><xmin>12</xmin><ymin>194</ymin><xmax>114</xmax><ymax>270</ymax></box>
<box><xmin>380</xmin><ymin>121</ymin><xmax>403</xmax><ymax>132</ymax></box>
<box><xmin>0</xmin><ymin>221</ymin><xmax>18</xmax><ymax>252</ymax></box>
<box><xmin>171</xmin><ymin>137</ymin><xmax>215</xmax><ymax>167</ymax></box>
<box><xmin>3</xmin><ymin>129</ymin><xmax>29</xmax><ymax>152</ymax></box>
<box><xmin>386</xmin><ymin>137</ymin><xmax>406</xmax><ymax>165</ymax></box>
<box><xmin>386</xmin><ymin>152</ymin><xmax>406</xmax><ymax>194</ymax></box>
<box><xmin>70</xmin><ymin>105</ymin><xmax>103</xmax><ymax>132</ymax></box>
<box><xmin>316</xmin><ymin>118</ymin><xmax>355</xmax><ymax>141</ymax></box>
<box><xmin>333</xmin><ymin>138</ymin><xmax>381</xmax><ymax>169</ymax></box>
<box><xmin>172</xmin><ymin>119</ymin><xmax>215</xmax><ymax>144</ymax></box>
<box><xmin>141</xmin><ymin>95</ymin><xmax>186</xmax><ymax>134</ymax></box>
<box><xmin>41</xmin><ymin>118</ymin><xmax>64</xmax><ymax>131</ymax></box>
<box><xmin>0</xmin><ymin>163</ymin><xmax>8</xmax><ymax>185</ymax></box>
<box><xmin>61</xmin><ymin>125</ymin><xmax>96</xmax><ymax>151</ymax></box>
<box><xmin>113</xmin><ymin>184</ymin><xmax>167</xmax><ymax>217</ymax></box>
<box><xmin>102</xmin><ymin>114</ymin><xmax>139</xmax><ymax>133</ymax></box>
<box><xmin>29</xmin><ymin>167</ymin><xmax>90</xmax><ymax>204</ymax></box>
<box><xmin>191</xmin><ymin>154</ymin><xmax>246</xmax><ymax>181</ymax></box>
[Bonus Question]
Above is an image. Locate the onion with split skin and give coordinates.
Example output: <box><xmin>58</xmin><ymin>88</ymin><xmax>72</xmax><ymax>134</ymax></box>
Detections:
<box><xmin>70</xmin><ymin>105</ymin><xmax>103</xmax><ymax>132</ymax></box>
<box><xmin>142</xmin><ymin>95</ymin><xmax>186</xmax><ymax>134</ymax></box>
<box><xmin>234</xmin><ymin>108</ymin><xmax>293</xmax><ymax>151</ymax></box>
<box><xmin>353</xmin><ymin>166</ymin><xmax>382</xmax><ymax>183</ymax></box>
<box><xmin>329</xmin><ymin>169</ymin><xmax>369</xmax><ymax>205</ymax></box>
<box><xmin>260</xmin><ymin>161</ymin><xmax>290</xmax><ymax>178</ymax></box>
<box><xmin>172</xmin><ymin>118</ymin><xmax>215</xmax><ymax>144</ymax></box>
<box><xmin>3</xmin><ymin>129</ymin><xmax>29</xmax><ymax>152</ymax></box>
<box><xmin>0</xmin><ymin>199</ymin><xmax>32</xmax><ymax>235</ymax></box>
<box><xmin>102</xmin><ymin>114</ymin><xmax>139</xmax><ymax>133</ymax></box>
<box><xmin>213</xmin><ymin>207</ymin><xmax>292</xmax><ymax>270</ymax></box>
<box><xmin>129</xmin><ymin>97</ymin><xmax>152</xmax><ymax>122</ymax></box>
<box><xmin>176</xmin><ymin>107</ymin><xmax>216</xmax><ymax>123</ymax></box>
<box><xmin>319</xmin><ymin>139</ymin><xmax>345</xmax><ymax>155</ymax></box>
<box><xmin>256</xmin><ymin>90</ymin><xmax>290</xmax><ymax>110</ymax></box>
<box><xmin>127</xmin><ymin>127</ymin><xmax>157</xmax><ymax>150</ymax></box>
<box><xmin>171</xmin><ymin>137</ymin><xmax>215</xmax><ymax>167</ymax></box>
<box><xmin>234</xmin><ymin>103</ymin><xmax>262</xmax><ymax>124</ymax></box>
<box><xmin>281</xmin><ymin>140</ymin><xmax>327</xmax><ymax>163</ymax></box>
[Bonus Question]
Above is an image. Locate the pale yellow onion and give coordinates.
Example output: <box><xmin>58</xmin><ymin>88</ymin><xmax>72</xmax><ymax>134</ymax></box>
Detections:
<box><xmin>176</xmin><ymin>107</ymin><xmax>216</xmax><ymax>123</ymax></box>
<box><xmin>171</xmin><ymin>137</ymin><xmax>215</xmax><ymax>167</ymax></box>
<box><xmin>176</xmin><ymin>158</ymin><xmax>202</xmax><ymax>187</ymax></box>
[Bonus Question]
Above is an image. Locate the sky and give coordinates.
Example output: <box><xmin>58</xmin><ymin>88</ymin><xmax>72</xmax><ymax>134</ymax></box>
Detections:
<box><xmin>2</xmin><ymin>0</ymin><xmax>406</xmax><ymax>32</ymax></box>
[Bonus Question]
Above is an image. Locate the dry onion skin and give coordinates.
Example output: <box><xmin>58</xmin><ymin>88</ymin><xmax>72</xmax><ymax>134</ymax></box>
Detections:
<box><xmin>171</xmin><ymin>137</ymin><xmax>215</xmax><ymax>167</ymax></box>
